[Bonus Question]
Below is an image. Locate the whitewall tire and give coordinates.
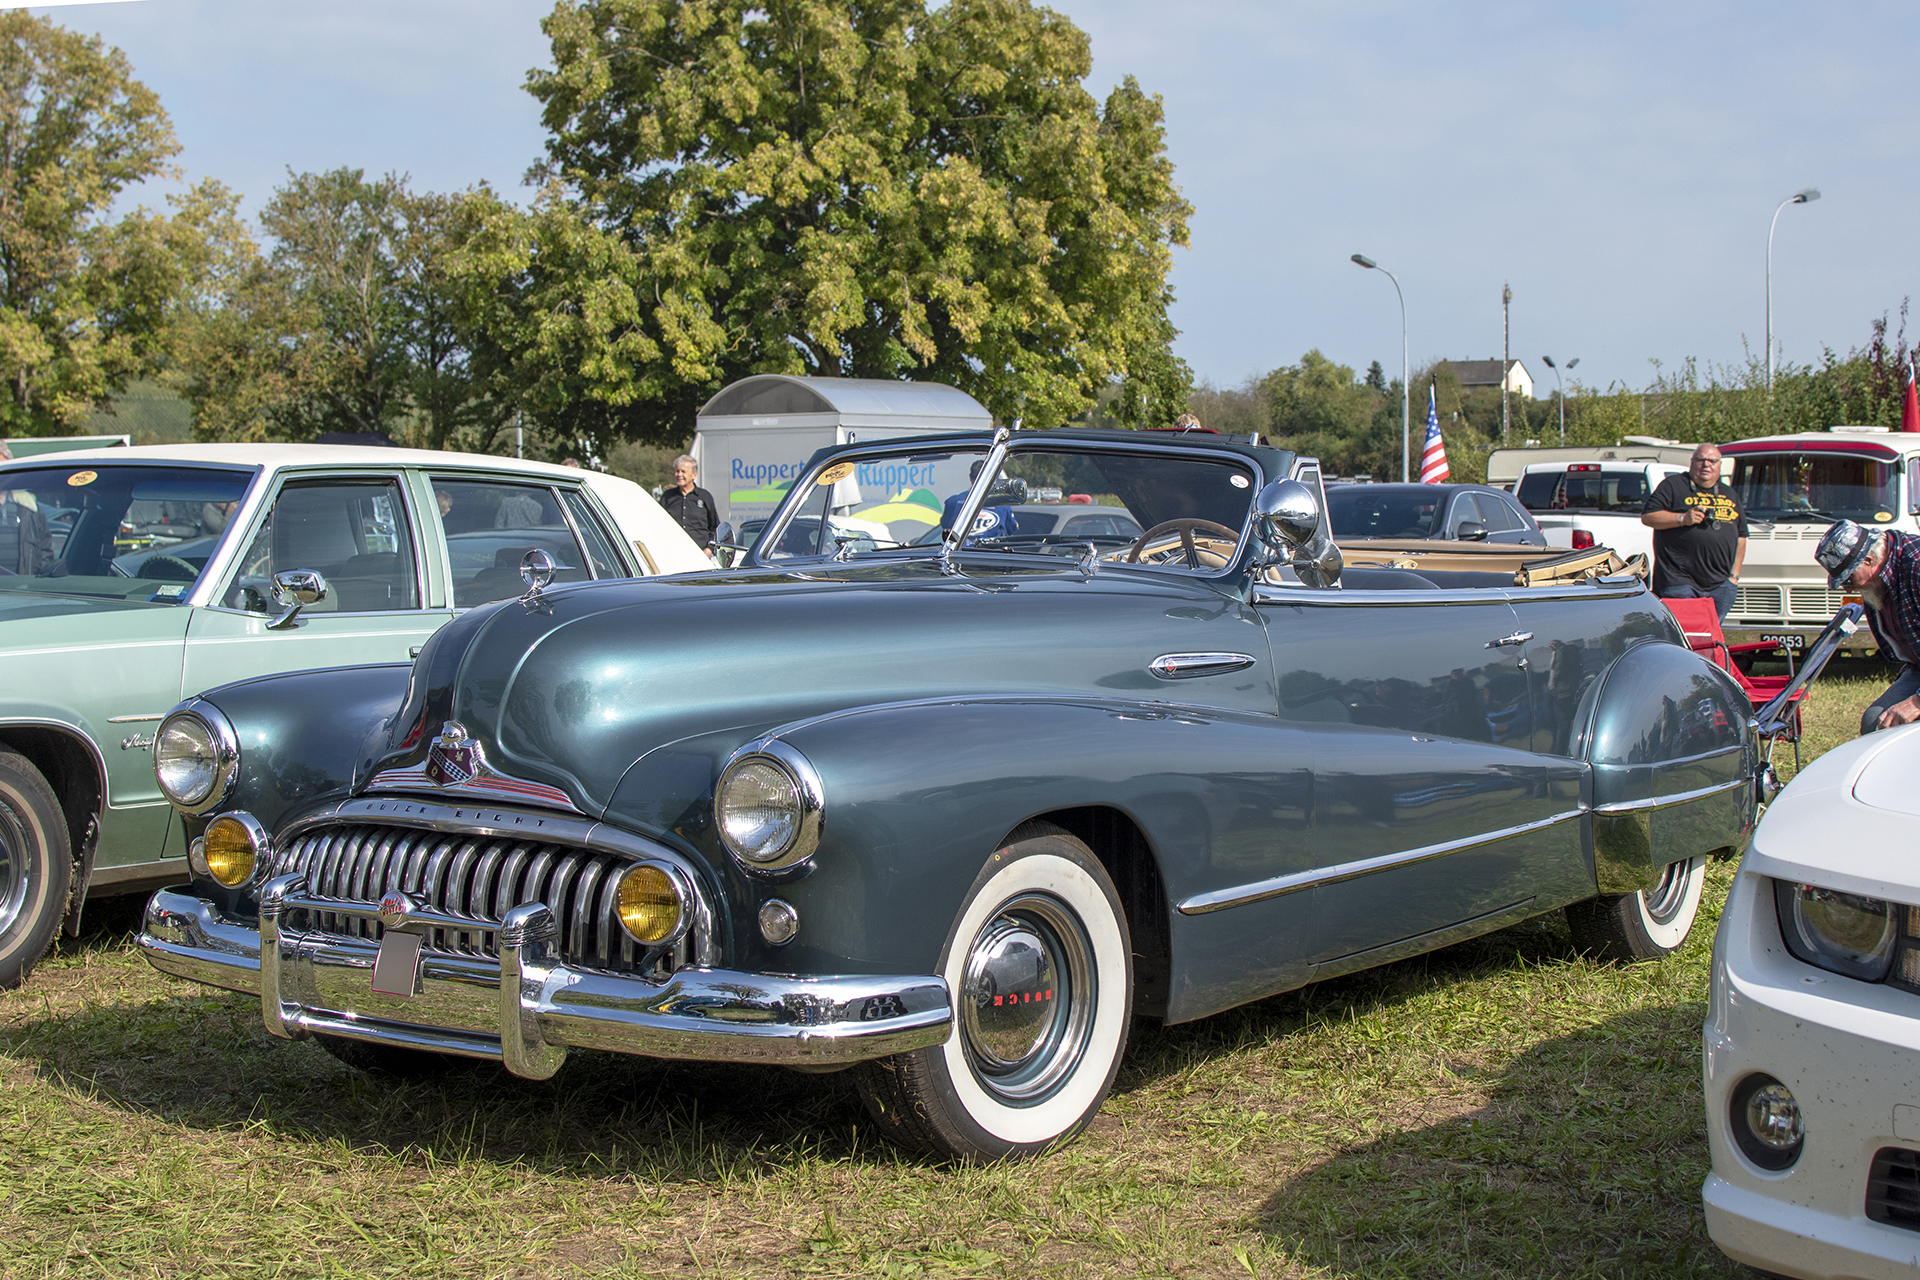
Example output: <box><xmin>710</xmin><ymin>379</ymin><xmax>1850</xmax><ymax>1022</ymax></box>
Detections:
<box><xmin>1566</xmin><ymin>855</ymin><xmax>1706</xmax><ymax>962</ymax></box>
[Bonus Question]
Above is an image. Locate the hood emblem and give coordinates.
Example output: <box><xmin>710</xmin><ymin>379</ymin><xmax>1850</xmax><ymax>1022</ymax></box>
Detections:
<box><xmin>425</xmin><ymin>721</ymin><xmax>483</xmax><ymax>787</ymax></box>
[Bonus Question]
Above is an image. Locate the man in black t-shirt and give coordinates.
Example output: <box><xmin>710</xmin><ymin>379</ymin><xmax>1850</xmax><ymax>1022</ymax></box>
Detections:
<box><xmin>1640</xmin><ymin>443</ymin><xmax>1747</xmax><ymax>620</ymax></box>
<box><xmin>660</xmin><ymin>454</ymin><xmax>719</xmax><ymax>556</ymax></box>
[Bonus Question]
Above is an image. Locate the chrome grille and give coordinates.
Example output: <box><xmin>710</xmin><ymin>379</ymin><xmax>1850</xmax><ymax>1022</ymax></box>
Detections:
<box><xmin>1733</xmin><ymin>585</ymin><xmax>1783</xmax><ymax>616</ymax></box>
<box><xmin>272</xmin><ymin>822</ymin><xmax>678</xmax><ymax>975</ymax></box>
<box><xmin>1789</xmin><ymin>586</ymin><xmax>1851</xmax><ymax>617</ymax></box>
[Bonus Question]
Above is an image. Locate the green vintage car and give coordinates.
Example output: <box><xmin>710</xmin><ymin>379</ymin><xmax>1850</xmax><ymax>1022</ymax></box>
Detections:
<box><xmin>138</xmin><ymin>426</ymin><xmax>1818</xmax><ymax>1162</ymax></box>
<box><xmin>0</xmin><ymin>444</ymin><xmax>707</xmax><ymax>987</ymax></box>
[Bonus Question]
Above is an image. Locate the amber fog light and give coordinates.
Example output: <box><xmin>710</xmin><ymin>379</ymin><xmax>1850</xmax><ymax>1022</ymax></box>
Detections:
<box><xmin>1730</xmin><ymin>1072</ymin><xmax>1805</xmax><ymax>1171</ymax></box>
<box><xmin>202</xmin><ymin>813</ymin><xmax>265</xmax><ymax>888</ymax></box>
<box><xmin>616</xmin><ymin>864</ymin><xmax>684</xmax><ymax>945</ymax></box>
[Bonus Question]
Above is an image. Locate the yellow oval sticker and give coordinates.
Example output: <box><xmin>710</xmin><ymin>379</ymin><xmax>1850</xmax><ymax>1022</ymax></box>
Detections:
<box><xmin>817</xmin><ymin>462</ymin><xmax>856</xmax><ymax>485</ymax></box>
<box><xmin>67</xmin><ymin>470</ymin><xmax>96</xmax><ymax>487</ymax></box>
<box><xmin>1876</xmin><ymin>511</ymin><xmax>1894</xmax><ymax>522</ymax></box>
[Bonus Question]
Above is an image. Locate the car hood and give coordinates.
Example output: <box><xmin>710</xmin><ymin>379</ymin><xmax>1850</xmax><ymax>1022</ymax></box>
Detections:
<box><xmin>361</xmin><ymin>559</ymin><xmax>1264</xmax><ymax>818</ymax></box>
<box><xmin>0</xmin><ymin>585</ymin><xmax>178</xmax><ymax>626</ymax></box>
<box><xmin>1747</xmin><ymin>725</ymin><xmax>1920</xmax><ymax>901</ymax></box>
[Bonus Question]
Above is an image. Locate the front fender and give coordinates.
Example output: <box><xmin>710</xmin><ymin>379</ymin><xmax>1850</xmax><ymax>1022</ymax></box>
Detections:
<box><xmin>180</xmin><ymin>662</ymin><xmax>413</xmax><ymax>837</ymax></box>
<box><xmin>689</xmin><ymin>697</ymin><xmax>1315</xmax><ymax>992</ymax></box>
<box><xmin>1576</xmin><ymin>639</ymin><xmax>1755</xmax><ymax>892</ymax></box>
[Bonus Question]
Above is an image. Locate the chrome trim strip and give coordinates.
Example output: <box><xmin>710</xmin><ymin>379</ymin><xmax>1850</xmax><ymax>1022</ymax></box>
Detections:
<box><xmin>139</xmin><ymin>885</ymin><xmax>953</xmax><ymax>1071</ymax></box>
<box><xmin>107</xmin><ymin>714</ymin><xmax>165</xmax><ymax>723</ymax></box>
<box><xmin>1594</xmin><ymin>743</ymin><xmax>1746</xmax><ymax>772</ymax></box>
<box><xmin>1257</xmin><ymin>584</ymin><xmax>1646</xmax><ymax>606</ymax></box>
<box><xmin>1591</xmin><ymin>776</ymin><xmax>1748</xmax><ymax>816</ymax></box>
<box><xmin>1149</xmin><ymin>652</ymin><xmax>1257</xmax><ymax>680</ymax></box>
<box><xmin>1176</xmin><ymin>809</ymin><xmax>1586</xmax><ymax>915</ymax></box>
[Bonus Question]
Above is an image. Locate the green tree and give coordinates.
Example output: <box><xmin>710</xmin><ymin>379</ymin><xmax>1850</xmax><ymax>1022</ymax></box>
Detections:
<box><xmin>517</xmin><ymin>0</ymin><xmax>1192</xmax><ymax>445</ymax></box>
<box><xmin>0</xmin><ymin>14</ymin><xmax>220</xmax><ymax>433</ymax></box>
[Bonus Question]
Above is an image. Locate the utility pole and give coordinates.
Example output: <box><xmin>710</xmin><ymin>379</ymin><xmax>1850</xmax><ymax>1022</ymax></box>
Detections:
<box><xmin>1501</xmin><ymin>284</ymin><xmax>1512</xmax><ymax>445</ymax></box>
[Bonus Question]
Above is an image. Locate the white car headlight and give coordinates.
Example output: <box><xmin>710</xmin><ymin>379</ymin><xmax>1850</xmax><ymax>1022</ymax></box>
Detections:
<box><xmin>1775</xmin><ymin>880</ymin><xmax>1898</xmax><ymax>982</ymax></box>
<box><xmin>154</xmin><ymin>705</ymin><xmax>239</xmax><ymax>813</ymax></box>
<box><xmin>714</xmin><ymin>740</ymin><xmax>823</xmax><ymax>870</ymax></box>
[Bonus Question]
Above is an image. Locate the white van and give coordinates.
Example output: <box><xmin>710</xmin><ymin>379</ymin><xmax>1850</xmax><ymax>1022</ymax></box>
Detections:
<box><xmin>1721</xmin><ymin>427</ymin><xmax>1920</xmax><ymax>653</ymax></box>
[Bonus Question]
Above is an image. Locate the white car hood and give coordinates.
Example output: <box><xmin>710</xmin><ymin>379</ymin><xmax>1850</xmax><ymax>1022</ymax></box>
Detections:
<box><xmin>1749</xmin><ymin>724</ymin><xmax>1920</xmax><ymax>901</ymax></box>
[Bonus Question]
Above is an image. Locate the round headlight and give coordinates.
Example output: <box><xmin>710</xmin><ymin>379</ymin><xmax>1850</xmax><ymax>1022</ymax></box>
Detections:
<box><xmin>155</xmin><ymin>715</ymin><xmax>218</xmax><ymax>805</ymax></box>
<box><xmin>202</xmin><ymin>813</ymin><xmax>263</xmax><ymax>888</ymax></box>
<box><xmin>714</xmin><ymin>742</ymin><xmax>823</xmax><ymax>870</ymax></box>
<box><xmin>1776</xmin><ymin>880</ymin><xmax>1896</xmax><ymax>981</ymax></box>
<box><xmin>616</xmin><ymin>864</ymin><xmax>684</xmax><ymax>945</ymax></box>
<box><xmin>1730</xmin><ymin>1072</ymin><xmax>1804</xmax><ymax>1171</ymax></box>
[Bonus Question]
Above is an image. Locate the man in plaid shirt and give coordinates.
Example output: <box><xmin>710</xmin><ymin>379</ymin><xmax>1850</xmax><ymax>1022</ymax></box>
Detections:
<box><xmin>1816</xmin><ymin>520</ymin><xmax>1920</xmax><ymax>734</ymax></box>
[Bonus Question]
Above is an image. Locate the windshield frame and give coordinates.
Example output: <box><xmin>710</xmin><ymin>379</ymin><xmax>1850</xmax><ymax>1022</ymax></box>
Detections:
<box><xmin>746</xmin><ymin>434</ymin><xmax>1272</xmax><ymax>580</ymax></box>
<box><xmin>0</xmin><ymin>458</ymin><xmax>264</xmax><ymax>605</ymax></box>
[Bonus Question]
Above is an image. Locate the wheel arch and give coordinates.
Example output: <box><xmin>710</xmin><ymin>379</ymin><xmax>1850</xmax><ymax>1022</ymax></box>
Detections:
<box><xmin>1014</xmin><ymin>805</ymin><xmax>1172</xmax><ymax>1022</ymax></box>
<box><xmin>0</xmin><ymin>722</ymin><xmax>103</xmax><ymax>913</ymax></box>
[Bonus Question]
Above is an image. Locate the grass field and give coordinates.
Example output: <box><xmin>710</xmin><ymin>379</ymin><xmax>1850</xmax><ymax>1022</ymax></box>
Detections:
<box><xmin>0</xmin><ymin>667</ymin><xmax>1892</xmax><ymax>1279</ymax></box>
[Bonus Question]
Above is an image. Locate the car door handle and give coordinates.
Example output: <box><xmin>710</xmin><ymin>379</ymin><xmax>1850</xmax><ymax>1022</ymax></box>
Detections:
<box><xmin>1485</xmin><ymin>631</ymin><xmax>1533</xmax><ymax>648</ymax></box>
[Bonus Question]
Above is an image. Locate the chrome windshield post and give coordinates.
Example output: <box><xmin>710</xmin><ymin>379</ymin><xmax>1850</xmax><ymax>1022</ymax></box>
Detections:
<box><xmin>940</xmin><ymin>421</ymin><xmax>1016</xmax><ymax>576</ymax></box>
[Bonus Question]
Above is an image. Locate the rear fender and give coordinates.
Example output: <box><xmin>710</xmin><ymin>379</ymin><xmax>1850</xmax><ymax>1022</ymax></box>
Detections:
<box><xmin>1575</xmin><ymin>639</ymin><xmax>1755</xmax><ymax>893</ymax></box>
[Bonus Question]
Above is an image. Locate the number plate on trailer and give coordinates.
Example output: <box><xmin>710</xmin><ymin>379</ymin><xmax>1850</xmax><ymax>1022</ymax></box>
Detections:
<box><xmin>1760</xmin><ymin>633</ymin><xmax>1808</xmax><ymax>652</ymax></box>
<box><xmin>371</xmin><ymin>930</ymin><xmax>423</xmax><ymax>997</ymax></box>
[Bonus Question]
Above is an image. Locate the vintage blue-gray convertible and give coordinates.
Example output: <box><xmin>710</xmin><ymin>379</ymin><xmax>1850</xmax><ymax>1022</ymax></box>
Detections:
<box><xmin>137</xmin><ymin>415</ymin><xmax>1815</xmax><ymax>1161</ymax></box>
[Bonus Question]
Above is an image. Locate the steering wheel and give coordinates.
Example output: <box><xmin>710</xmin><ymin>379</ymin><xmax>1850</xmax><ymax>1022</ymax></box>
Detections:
<box><xmin>136</xmin><ymin>554</ymin><xmax>200</xmax><ymax>582</ymax></box>
<box><xmin>1124</xmin><ymin>519</ymin><xmax>1241</xmax><ymax>569</ymax></box>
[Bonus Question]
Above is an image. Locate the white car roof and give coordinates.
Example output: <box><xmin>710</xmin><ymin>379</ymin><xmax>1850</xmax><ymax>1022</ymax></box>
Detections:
<box><xmin>1518</xmin><ymin>459</ymin><xmax>1681</xmax><ymax>474</ymax></box>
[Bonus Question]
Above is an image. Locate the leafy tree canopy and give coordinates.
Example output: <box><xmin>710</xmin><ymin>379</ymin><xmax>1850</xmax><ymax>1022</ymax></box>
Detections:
<box><xmin>518</xmin><ymin>0</ymin><xmax>1192</xmax><ymax>443</ymax></box>
<box><xmin>0</xmin><ymin>13</ymin><xmax>227</xmax><ymax>433</ymax></box>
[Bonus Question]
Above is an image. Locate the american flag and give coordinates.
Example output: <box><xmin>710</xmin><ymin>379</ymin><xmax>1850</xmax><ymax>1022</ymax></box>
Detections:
<box><xmin>1419</xmin><ymin>383</ymin><xmax>1449</xmax><ymax>483</ymax></box>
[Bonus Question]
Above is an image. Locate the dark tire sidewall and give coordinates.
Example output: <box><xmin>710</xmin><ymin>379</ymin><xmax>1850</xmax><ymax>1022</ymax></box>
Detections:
<box><xmin>0</xmin><ymin>751</ymin><xmax>72</xmax><ymax>989</ymax></box>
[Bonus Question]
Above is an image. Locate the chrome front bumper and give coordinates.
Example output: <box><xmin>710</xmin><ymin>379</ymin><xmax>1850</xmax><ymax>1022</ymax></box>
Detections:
<box><xmin>139</xmin><ymin>881</ymin><xmax>952</xmax><ymax>1077</ymax></box>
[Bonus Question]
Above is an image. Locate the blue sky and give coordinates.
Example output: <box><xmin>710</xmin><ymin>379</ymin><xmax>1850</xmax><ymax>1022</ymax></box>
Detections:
<box><xmin>28</xmin><ymin>0</ymin><xmax>1920</xmax><ymax>400</ymax></box>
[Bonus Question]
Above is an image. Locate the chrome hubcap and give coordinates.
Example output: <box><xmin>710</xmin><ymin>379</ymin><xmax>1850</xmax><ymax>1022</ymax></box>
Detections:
<box><xmin>959</xmin><ymin>893</ymin><xmax>1094</xmax><ymax>1104</ymax></box>
<box><xmin>1642</xmin><ymin>858</ymin><xmax>1694</xmax><ymax>926</ymax></box>
<box><xmin>0</xmin><ymin>800</ymin><xmax>28</xmax><ymax>934</ymax></box>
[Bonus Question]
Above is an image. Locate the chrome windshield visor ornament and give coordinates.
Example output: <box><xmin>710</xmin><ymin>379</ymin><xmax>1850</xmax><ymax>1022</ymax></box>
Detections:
<box><xmin>425</xmin><ymin>721</ymin><xmax>483</xmax><ymax>787</ymax></box>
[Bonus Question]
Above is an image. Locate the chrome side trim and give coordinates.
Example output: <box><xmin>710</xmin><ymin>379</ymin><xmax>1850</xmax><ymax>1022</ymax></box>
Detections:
<box><xmin>1591</xmin><ymin>776</ymin><xmax>1749</xmax><ymax>815</ymax></box>
<box><xmin>139</xmin><ymin>885</ymin><xmax>953</xmax><ymax>1072</ymax></box>
<box><xmin>1149</xmin><ymin>652</ymin><xmax>1258</xmax><ymax>680</ymax></box>
<box><xmin>107</xmin><ymin>714</ymin><xmax>165</xmax><ymax>723</ymax></box>
<box><xmin>1176</xmin><ymin>809</ymin><xmax>1586</xmax><ymax>915</ymax></box>
<box><xmin>1257</xmin><ymin>584</ymin><xmax>1646</xmax><ymax>607</ymax></box>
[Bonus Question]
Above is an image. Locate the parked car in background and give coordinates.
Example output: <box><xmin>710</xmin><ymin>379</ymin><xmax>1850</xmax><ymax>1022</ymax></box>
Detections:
<box><xmin>141</xmin><ymin>424</ymin><xmax>1774</xmax><ymax>1162</ymax></box>
<box><xmin>1720</xmin><ymin>428</ymin><xmax>1920</xmax><ymax>657</ymax></box>
<box><xmin>1325</xmin><ymin>482</ymin><xmax>1548</xmax><ymax>546</ymax></box>
<box><xmin>1704</xmin><ymin>667</ymin><xmax>1920</xmax><ymax>1278</ymax></box>
<box><xmin>1515</xmin><ymin>460</ymin><xmax>1684</xmax><ymax>561</ymax></box>
<box><xmin>0</xmin><ymin>444</ymin><xmax>706</xmax><ymax>988</ymax></box>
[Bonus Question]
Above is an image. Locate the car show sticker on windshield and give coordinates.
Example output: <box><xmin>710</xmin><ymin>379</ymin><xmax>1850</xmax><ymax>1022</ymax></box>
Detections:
<box><xmin>1230</xmin><ymin>474</ymin><xmax>1250</xmax><ymax>488</ymax></box>
<box><xmin>66</xmin><ymin>470</ymin><xmax>96</xmax><ymax>486</ymax></box>
<box><xmin>817</xmin><ymin>462</ymin><xmax>856</xmax><ymax>485</ymax></box>
<box><xmin>1876</xmin><ymin>511</ymin><xmax>1894</xmax><ymax>522</ymax></box>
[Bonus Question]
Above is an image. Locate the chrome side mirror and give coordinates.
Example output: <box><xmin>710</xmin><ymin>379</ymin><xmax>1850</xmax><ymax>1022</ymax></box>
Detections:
<box><xmin>1254</xmin><ymin>479</ymin><xmax>1343</xmax><ymax>588</ymax></box>
<box><xmin>266</xmin><ymin>569</ymin><xmax>327</xmax><ymax>630</ymax></box>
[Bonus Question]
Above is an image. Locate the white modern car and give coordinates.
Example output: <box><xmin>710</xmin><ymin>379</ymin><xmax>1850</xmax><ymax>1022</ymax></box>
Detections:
<box><xmin>1704</xmin><ymin>721</ymin><xmax>1920</xmax><ymax>1278</ymax></box>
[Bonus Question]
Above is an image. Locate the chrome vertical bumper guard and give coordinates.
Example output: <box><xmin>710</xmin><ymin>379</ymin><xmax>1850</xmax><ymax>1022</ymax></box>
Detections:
<box><xmin>142</xmin><ymin>877</ymin><xmax>952</xmax><ymax>1077</ymax></box>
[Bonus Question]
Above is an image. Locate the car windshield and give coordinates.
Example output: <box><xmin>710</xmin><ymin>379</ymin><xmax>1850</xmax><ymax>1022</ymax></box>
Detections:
<box><xmin>1730</xmin><ymin>452</ymin><xmax>1897</xmax><ymax>524</ymax></box>
<box><xmin>1324</xmin><ymin>487</ymin><xmax>1443</xmax><ymax>539</ymax></box>
<box><xmin>0</xmin><ymin>462</ymin><xmax>255</xmax><ymax>601</ymax></box>
<box><xmin>1515</xmin><ymin>469</ymin><xmax>1657</xmax><ymax>514</ymax></box>
<box><xmin>761</xmin><ymin>443</ymin><xmax>1254</xmax><ymax>568</ymax></box>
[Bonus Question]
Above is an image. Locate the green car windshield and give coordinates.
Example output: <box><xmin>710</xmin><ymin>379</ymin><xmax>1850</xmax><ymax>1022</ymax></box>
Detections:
<box><xmin>0</xmin><ymin>462</ymin><xmax>255</xmax><ymax>602</ymax></box>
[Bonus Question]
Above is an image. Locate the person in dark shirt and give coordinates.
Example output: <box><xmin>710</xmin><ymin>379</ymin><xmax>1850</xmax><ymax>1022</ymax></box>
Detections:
<box><xmin>1816</xmin><ymin>520</ymin><xmax>1920</xmax><ymax>734</ymax></box>
<box><xmin>1640</xmin><ymin>443</ymin><xmax>1747</xmax><ymax>620</ymax></box>
<box><xmin>660</xmin><ymin>455</ymin><xmax>719</xmax><ymax>554</ymax></box>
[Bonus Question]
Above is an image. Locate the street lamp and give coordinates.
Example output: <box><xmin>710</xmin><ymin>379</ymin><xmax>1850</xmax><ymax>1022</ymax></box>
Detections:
<box><xmin>1542</xmin><ymin>355</ymin><xmax>1579</xmax><ymax>444</ymax></box>
<box><xmin>1351</xmin><ymin>253</ymin><xmax>1409</xmax><ymax>482</ymax></box>
<box><xmin>1766</xmin><ymin>188</ymin><xmax>1820</xmax><ymax>390</ymax></box>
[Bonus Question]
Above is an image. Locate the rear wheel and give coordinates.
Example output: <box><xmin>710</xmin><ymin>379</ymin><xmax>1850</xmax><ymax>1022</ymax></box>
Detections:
<box><xmin>854</xmin><ymin>823</ymin><xmax>1132</xmax><ymax>1162</ymax></box>
<box><xmin>1566</xmin><ymin>855</ymin><xmax>1706</xmax><ymax>962</ymax></box>
<box><xmin>0</xmin><ymin>749</ymin><xmax>72</xmax><ymax>990</ymax></box>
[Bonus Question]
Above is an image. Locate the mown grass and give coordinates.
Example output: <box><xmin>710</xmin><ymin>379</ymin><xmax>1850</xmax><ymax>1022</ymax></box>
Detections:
<box><xmin>0</xmin><ymin>668</ymin><xmax>1895</xmax><ymax>1279</ymax></box>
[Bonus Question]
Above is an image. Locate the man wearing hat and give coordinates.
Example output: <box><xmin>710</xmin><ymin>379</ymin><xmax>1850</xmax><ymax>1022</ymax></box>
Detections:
<box><xmin>1815</xmin><ymin>519</ymin><xmax>1920</xmax><ymax>733</ymax></box>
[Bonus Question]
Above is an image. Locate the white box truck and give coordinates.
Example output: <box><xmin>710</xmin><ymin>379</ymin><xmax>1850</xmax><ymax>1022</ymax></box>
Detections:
<box><xmin>691</xmin><ymin>375</ymin><xmax>992</xmax><ymax>547</ymax></box>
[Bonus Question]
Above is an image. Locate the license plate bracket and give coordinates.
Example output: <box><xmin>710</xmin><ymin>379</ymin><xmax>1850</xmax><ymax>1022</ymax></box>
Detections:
<box><xmin>371</xmin><ymin>930</ymin><xmax>424</xmax><ymax>997</ymax></box>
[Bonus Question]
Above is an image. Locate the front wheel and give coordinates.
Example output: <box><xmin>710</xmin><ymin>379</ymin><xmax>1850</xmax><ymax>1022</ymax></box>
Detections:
<box><xmin>0</xmin><ymin>749</ymin><xmax>72</xmax><ymax>990</ymax></box>
<box><xmin>854</xmin><ymin>823</ymin><xmax>1132</xmax><ymax>1162</ymax></box>
<box><xmin>1566</xmin><ymin>855</ymin><xmax>1706</xmax><ymax>962</ymax></box>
